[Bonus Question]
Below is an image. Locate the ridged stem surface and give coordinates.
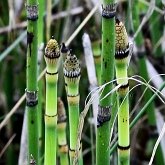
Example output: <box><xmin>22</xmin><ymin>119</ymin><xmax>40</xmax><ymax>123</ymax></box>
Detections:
<box><xmin>57</xmin><ymin>98</ymin><xmax>69</xmax><ymax>165</ymax></box>
<box><xmin>63</xmin><ymin>48</ymin><xmax>82</xmax><ymax>165</ymax></box>
<box><xmin>96</xmin><ymin>1</ymin><xmax>116</xmax><ymax>165</ymax></box>
<box><xmin>115</xmin><ymin>19</ymin><xmax>130</xmax><ymax>165</ymax></box>
<box><xmin>133</xmin><ymin>1</ymin><xmax>165</xmax><ymax>163</ymax></box>
<box><xmin>44</xmin><ymin>38</ymin><xmax>60</xmax><ymax>165</ymax></box>
<box><xmin>26</xmin><ymin>0</ymin><xmax>39</xmax><ymax>164</ymax></box>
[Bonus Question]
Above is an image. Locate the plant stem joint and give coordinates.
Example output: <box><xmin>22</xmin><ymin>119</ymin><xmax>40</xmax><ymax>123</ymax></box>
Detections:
<box><xmin>46</xmin><ymin>71</ymin><xmax>58</xmax><ymax>75</ymax></box>
<box><xmin>59</xmin><ymin>144</ymin><xmax>68</xmax><ymax>153</ymax></box>
<box><xmin>102</xmin><ymin>3</ymin><xmax>117</xmax><ymax>19</ymax></box>
<box><xmin>97</xmin><ymin>105</ymin><xmax>111</xmax><ymax>127</ymax></box>
<box><xmin>115</xmin><ymin>45</ymin><xmax>129</xmax><ymax>59</ymax></box>
<box><xmin>25</xmin><ymin>89</ymin><xmax>38</xmax><ymax>107</ymax></box>
<box><xmin>26</xmin><ymin>4</ymin><xmax>38</xmax><ymax>21</ymax></box>
<box><xmin>118</xmin><ymin>145</ymin><xmax>130</xmax><ymax>150</ymax></box>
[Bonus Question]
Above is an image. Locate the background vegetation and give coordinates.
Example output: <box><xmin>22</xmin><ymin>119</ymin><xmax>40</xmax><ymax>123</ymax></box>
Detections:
<box><xmin>0</xmin><ymin>0</ymin><xmax>165</xmax><ymax>164</ymax></box>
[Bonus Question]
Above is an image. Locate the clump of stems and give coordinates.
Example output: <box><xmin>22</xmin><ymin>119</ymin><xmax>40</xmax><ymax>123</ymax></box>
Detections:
<box><xmin>96</xmin><ymin>1</ymin><xmax>116</xmax><ymax>165</ymax></box>
<box><xmin>132</xmin><ymin>1</ymin><xmax>165</xmax><ymax>163</ymax></box>
<box><xmin>57</xmin><ymin>98</ymin><xmax>69</xmax><ymax>165</ymax></box>
<box><xmin>25</xmin><ymin>0</ymin><xmax>39</xmax><ymax>164</ymax></box>
<box><xmin>115</xmin><ymin>18</ymin><xmax>130</xmax><ymax>165</ymax></box>
<box><xmin>63</xmin><ymin>45</ymin><xmax>82</xmax><ymax>165</ymax></box>
<box><xmin>44</xmin><ymin>37</ymin><xmax>60</xmax><ymax>165</ymax></box>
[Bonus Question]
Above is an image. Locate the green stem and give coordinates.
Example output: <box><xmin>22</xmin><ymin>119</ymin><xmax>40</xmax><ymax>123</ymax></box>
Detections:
<box><xmin>44</xmin><ymin>38</ymin><xmax>60</xmax><ymax>165</ymax></box>
<box><xmin>96</xmin><ymin>1</ymin><xmax>116</xmax><ymax>165</ymax></box>
<box><xmin>133</xmin><ymin>1</ymin><xmax>165</xmax><ymax>163</ymax></box>
<box><xmin>63</xmin><ymin>46</ymin><xmax>83</xmax><ymax>165</ymax></box>
<box><xmin>138</xmin><ymin>49</ymin><xmax>165</xmax><ymax>165</ymax></box>
<box><xmin>149</xmin><ymin>0</ymin><xmax>162</xmax><ymax>57</ymax></box>
<box><xmin>92</xmin><ymin>40</ymin><xmax>101</xmax><ymax>86</ymax></box>
<box><xmin>115</xmin><ymin>19</ymin><xmax>130</xmax><ymax>165</ymax></box>
<box><xmin>37</xmin><ymin>0</ymin><xmax>45</xmax><ymax>163</ymax></box>
<box><xmin>46</xmin><ymin>0</ymin><xmax>52</xmax><ymax>42</ymax></box>
<box><xmin>57</xmin><ymin>98</ymin><xmax>69</xmax><ymax>165</ymax></box>
<box><xmin>26</xmin><ymin>1</ymin><xmax>39</xmax><ymax>164</ymax></box>
<box><xmin>110</xmin><ymin>82</ymin><xmax>165</xmax><ymax>155</ymax></box>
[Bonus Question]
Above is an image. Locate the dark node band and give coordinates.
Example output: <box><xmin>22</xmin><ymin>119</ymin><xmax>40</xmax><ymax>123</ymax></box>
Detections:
<box><xmin>46</xmin><ymin>71</ymin><xmax>58</xmax><ymax>75</ymax></box>
<box><xmin>57</xmin><ymin>116</ymin><xmax>67</xmax><ymax>123</ymax></box>
<box><xmin>59</xmin><ymin>144</ymin><xmax>68</xmax><ymax>148</ymax></box>
<box><xmin>26</xmin><ymin>4</ymin><xmax>38</xmax><ymax>21</ymax></box>
<box><xmin>45</xmin><ymin>50</ymin><xmax>60</xmax><ymax>59</ymax></box>
<box><xmin>149</xmin><ymin>125</ymin><xmax>159</xmax><ymax>138</ymax></box>
<box><xmin>45</xmin><ymin>113</ymin><xmax>57</xmax><ymax>117</ymax></box>
<box><xmin>115</xmin><ymin>44</ymin><xmax>129</xmax><ymax>59</ymax></box>
<box><xmin>25</xmin><ymin>89</ymin><xmax>38</xmax><ymax>107</ymax></box>
<box><xmin>67</xmin><ymin>94</ymin><xmax>79</xmax><ymax>97</ymax></box>
<box><xmin>58</xmin><ymin>144</ymin><xmax>68</xmax><ymax>152</ymax></box>
<box><xmin>118</xmin><ymin>144</ymin><xmax>130</xmax><ymax>150</ymax></box>
<box><xmin>97</xmin><ymin>105</ymin><xmax>111</xmax><ymax>127</ymax></box>
<box><xmin>69</xmin><ymin>146</ymin><xmax>81</xmax><ymax>152</ymax></box>
<box><xmin>94</xmin><ymin>55</ymin><xmax>101</xmax><ymax>59</ymax></box>
<box><xmin>117</xmin><ymin>82</ymin><xmax>129</xmax><ymax>89</ymax></box>
<box><xmin>102</xmin><ymin>3</ymin><xmax>117</xmax><ymax>19</ymax></box>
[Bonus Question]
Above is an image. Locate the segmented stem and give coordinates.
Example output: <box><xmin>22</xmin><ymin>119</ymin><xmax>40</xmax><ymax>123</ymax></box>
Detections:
<box><xmin>44</xmin><ymin>37</ymin><xmax>60</xmax><ymax>165</ymax></box>
<box><xmin>26</xmin><ymin>0</ymin><xmax>39</xmax><ymax>164</ymax></box>
<box><xmin>115</xmin><ymin>19</ymin><xmax>130</xmax><ymax>165</ymax></box>
<box><xmin>57</xmin><ymin>98</ymin><xmax>69</xmax><ymax>165</ymax></box>
<box><xmin>96</xmin><ymin>1</ymin><xmax>116</xmax><ymax>165</ymax></box>
<box><xmin>63</xmin><ymin>47</ymin><xmax>82</xmax><ymax>165</ymax></box>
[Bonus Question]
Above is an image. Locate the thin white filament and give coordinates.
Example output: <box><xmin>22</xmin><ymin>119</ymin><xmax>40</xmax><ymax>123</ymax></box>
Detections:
<box><xmin>148</xmin><ymin>123</ymin><xmax>165</xmax><ymax>165</ymax></box>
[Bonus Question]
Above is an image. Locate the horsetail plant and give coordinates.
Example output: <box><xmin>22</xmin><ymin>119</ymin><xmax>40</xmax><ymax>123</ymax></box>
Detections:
<box><xmin>132</xmin><ymin>1</ymin><xmax>165</xmax><ymax>163</ymax></box>
<box><xmin>63</xmin><ymin>45</ymin><xmax>83</xmax><ymax>165</ymax></box>
<box><xmin>38</xmin><ymin>0</ymin><xmax>45</xmax><ymax>162</ymax></box>
<box><xmin>44</xmin><ymin>37</ymin><xmax>60</xmax><ymax>165</ymax></box>
<box><xmin>57</xmin><ymin>98</ymin><xmax>69</xmax><ymax>165</ymax></box>
<box><xmin>96</xmin><ymin>1</ymin><xmax>116</xmax><ymax>165</ymax></box>
<box><xmin>25</xmin><ymin>0</ymin><xmax>39</xmax><ymax>164</ymax></box>
<box><xmin>115</xmin><ymin>18</ymin><xmax>130</xmax><ymax>165</ymax></box>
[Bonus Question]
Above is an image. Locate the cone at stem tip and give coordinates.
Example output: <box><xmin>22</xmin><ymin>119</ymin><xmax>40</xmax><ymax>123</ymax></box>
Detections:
<box><xmin>63</xmin><ymin>50</ymin><xmax>80</xmax><ymax>78</ymax></box>
<box><xmin>115</xmin><ymin>18</ymin><xmax>129</xmax><ymax>51</ymax></box>
<box><xmin>45</xmin><ymin>38</ymin><xmax>60</xmax><ymax>61</ymax></box>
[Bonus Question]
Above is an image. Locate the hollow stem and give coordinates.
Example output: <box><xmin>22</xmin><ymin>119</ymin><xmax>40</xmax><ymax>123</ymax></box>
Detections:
<box><xmin>63</xmin><ymin>46</ymin><xmax>83</xmax><ymax>165</ymax></box>
<box><xmin>57</xmin><ymin>98</ymin><xmax>69</xmax><ymax>165</ymax></box>
<box><xmin>26</xmin><ymin>0</ymin><xmax>39</xmax><ymax>164</ymax></box>
<box><xmin>96</xmin><ymin>1</ymin><xmax>116</xmax><ymax>165</ymax></box>
<box><xmin>115</xmin><ymin>19</ymin><xmax>130</xmax><ymax>165</ymax></box>
<box><xmin>44</xmin><ymin>37</ymin><xmax>60</xmax><ymax>165</ymax></box>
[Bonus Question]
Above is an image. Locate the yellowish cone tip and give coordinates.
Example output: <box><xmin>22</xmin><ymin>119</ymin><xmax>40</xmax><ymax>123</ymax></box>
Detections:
<box><xmin>45</xmin><ymin>37</ymin><xmax>60</xmax><ymax>62</ymax></box>
<box><xmin>115</xmin><ymin>18</ymin><xmax>129</xmax><ymax>51</ymax></box>
<box><xmin>63</xmin><ymin>50</ymin><xmax>80</xmax><ymax>78</ymax></box>
<box><xmin>57</xmin><ymin>98</ymin><xmax>66</xmax><ymax>122</ymax></box>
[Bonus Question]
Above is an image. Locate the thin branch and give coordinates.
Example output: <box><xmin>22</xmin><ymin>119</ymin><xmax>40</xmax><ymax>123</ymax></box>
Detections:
<box><xmin>0</xmin><ymin>134</ymin><xmax>16</xmax><ymax>158</ymax></box>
